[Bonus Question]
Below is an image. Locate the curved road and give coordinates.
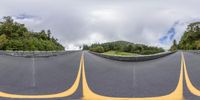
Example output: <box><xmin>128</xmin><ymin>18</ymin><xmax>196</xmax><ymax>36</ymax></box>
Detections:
<box><xmin>0</xmin><ymin>51</ymin><xmax>200</xmax><ymax>100</ymax></box>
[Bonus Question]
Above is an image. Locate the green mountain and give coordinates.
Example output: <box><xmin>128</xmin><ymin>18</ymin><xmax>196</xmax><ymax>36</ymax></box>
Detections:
<box><xmin>0</xmin><ymin>16</ymin><xmax>65</xmax><ymax>51</ymax></box>
<box><xmin>83</xmin><ymin>40</ymin><xmax>165</xmax><ymax>55</ymax></box>
<box><xmin>177</xmin><ymin>22</ymin><xmax>200</xmax><ymax>50</ymax></box>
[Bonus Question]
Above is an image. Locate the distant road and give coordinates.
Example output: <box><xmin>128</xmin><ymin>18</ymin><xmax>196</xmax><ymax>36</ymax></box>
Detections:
<box><xmin>0</xmin><ymin>51</ymin><xmax>200</xmax><ymax>100</ymax></box>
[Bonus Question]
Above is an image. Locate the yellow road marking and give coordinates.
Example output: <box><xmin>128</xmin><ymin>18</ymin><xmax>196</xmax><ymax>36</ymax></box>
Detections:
<box><xmin>82</xmin><ymin>53</ymin><xmax>184</xmax><ymax>100</ymax></box>
<box><xmin>0</xmin><ymin>54</ymin><xmax>83</xmax><ymax>99</ymax></box>
<box><xmin>182</xmin><ymin>52</ymin><xmax>200</xmax><ymax>96</ymax></box>
<box><xmin>0</xmin><ymin>52</ymin><xmax>185</xmax><ymax>99</ymax></box>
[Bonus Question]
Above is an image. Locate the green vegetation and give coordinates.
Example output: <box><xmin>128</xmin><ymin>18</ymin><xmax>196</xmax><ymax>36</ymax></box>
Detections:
<box><xmin>0</xmin><ymin>16</ymin><xmax>64</xmax><ymax>51</ymax></box>
<box><xmin>83</xmin><ymin>41</ymin><xmax>165</xmax><ymax>55</ymax></box>
<box><xmin>170</xmin><ymin>40</ymin><xmax>178</xmax><ymax>51</ymax></box>
<box><xmin>103</xmin><ymin>51</ymin><xmax>138</xmax><ymax>57</ymax></box>
<box><xmin>170</xmin><ymin>22</ymin><xmax>200</xmax><ymax>50</ymax></box>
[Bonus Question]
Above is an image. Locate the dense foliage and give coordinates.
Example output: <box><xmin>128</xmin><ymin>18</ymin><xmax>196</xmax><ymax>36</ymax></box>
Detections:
<box><xmin>170</xmin><ymin>40</ymin><xmax>178</xmax><ymax>51</ymax></box>
<box><xmin>0</xmin><ymin>16</ymin><xmax>65</xmax><ymax>51</ymax></box>
<box><xmin>176</xmin><ymin>22</ymin><xmax>200</xmax><ymax>50</ymax></box>
<box><xmin>83</xmin><ymin>41</ymin><xmax>165</xmax><ymax>55</ymax></box>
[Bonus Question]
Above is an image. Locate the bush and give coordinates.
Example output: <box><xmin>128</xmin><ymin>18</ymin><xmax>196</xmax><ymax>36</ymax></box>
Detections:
<box><xmin>85</xmin><ymin>41</ymin><xmax>165</xmax><ymax>54</ymax></box>
<box><xmin>90</xmin><ymin>46</ymin><xmax>104</xmax><ymax>53</ymax></box>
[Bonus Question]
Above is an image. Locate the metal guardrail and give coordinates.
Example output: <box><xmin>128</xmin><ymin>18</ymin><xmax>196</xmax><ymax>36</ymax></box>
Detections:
<box><xmin>0</xmin><ymin>50</ymin><xmax>80</xmax><ymax>58</ymax></box>
<box><xmin>90</xmin><ymin>51</ymin><xmax>176</xmax><ymax>62</ymax></box>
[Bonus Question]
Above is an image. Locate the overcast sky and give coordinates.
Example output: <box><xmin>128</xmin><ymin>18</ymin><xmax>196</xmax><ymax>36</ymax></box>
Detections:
<box><xmin>0</xmin><ymin>0</ymin><xmax>200</xmax><ymax>50</ymax></box>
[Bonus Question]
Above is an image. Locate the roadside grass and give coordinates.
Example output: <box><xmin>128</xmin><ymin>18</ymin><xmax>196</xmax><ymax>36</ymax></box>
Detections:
<box><xmin>102</xmin><ymin>51</ymin><xmax>138</xmax><ymax>57</ymax></box>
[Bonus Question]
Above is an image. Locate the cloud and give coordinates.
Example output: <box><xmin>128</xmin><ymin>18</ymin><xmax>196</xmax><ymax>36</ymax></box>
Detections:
<box><xmin>0</xmin><ymin>0</ymin><xmax>200</xmax><ymax>50</ymax></box>
<box><xmin>15</xmin><ymin>14</ymin><xmax>36</xmax><ymax>20</ymax></box>
<box><xmin>159</xmin><ymin>22</ymin><xmax>178</xmax><ymax>44</ymax></box>
<box><xmin>159</xmin><ymin>18</ymin><xmax>200</xmax><ymax>49</ymax></box>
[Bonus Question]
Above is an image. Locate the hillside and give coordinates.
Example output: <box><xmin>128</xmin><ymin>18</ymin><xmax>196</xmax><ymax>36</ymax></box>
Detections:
<box><xmin>83</xmin><ymin>41</ymin><xmax>165</xmax><ymax>55</ymax></box>
<box><xmin>0</xmin><ymin>16</ymin><xmax>65</xmax><ymax>51</ymax></box>
<box><xmin>176</xmin><ymin>22</ymin><xmax>200</xmax><ymax>50</ymax></box>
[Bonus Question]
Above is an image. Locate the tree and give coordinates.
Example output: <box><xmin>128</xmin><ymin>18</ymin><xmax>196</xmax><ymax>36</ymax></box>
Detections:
<box><xmin>82</xmin><ymin>44</ymin><xmax>89</xmax><ymax>50</ymax></box>
<box><xmin>124</xmin><ymin>44</ymin><xmax>133</xmax><ymax>52</ymax></box>
<box><xmin>0</xmin><ymin>16</ymin><xmax>65</xmax><ymax>51</ymax></box>
<box><xmin>47</xmin><ymin>30</ymin><xmax>51</xmax><ymax>40</ymax></box>
<box><xmin>178</xmin><ymin>22</ymin><xmax>200</xmax><ymax>50</ymax></box>
<box><xmin>195</xmin><ymin>40</ymin><xmax>200</xmax><ymax>49</ymax></box>
<box><xmin>87</xmin><ymin>41</ymin><xmax>164</xmax><ymax>54</ymax></box>
<box><xmin>0</xmin><ymin>16</ymin><xmax>14</xmax><ymax>37</ymax></box>
<box><xmin>170</xmin><ymin>40</ymin><xmax>178</xmax><ymax>51</ymax></box>
<box><xmin>3</xmin><ymin>16</ymin><xmax>13</xmax><ymax>23</ymax></box>
<box><xmin>90</xmin><ymin>46</ymin><xmax>104</xmax><ymax>53</ymax></box>
<box><xmin>0</xmin><ymin>34</ymin><xmax>8</xmax><ymax>49</ymax></box>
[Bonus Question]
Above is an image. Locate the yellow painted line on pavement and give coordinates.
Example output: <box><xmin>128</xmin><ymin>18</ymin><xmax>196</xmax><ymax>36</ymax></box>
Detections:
<box><xmin>182</xmin><ymin>52</ymin><xmax>200</xmax><ymax>96</ymax></box>
<box><xmin>0</xmin><ymin>54</ymin><xmax>83</xmax><ymax>99</ymax></box>
<box><xmin>82</xmin><ymin>52</ymin><xmax>184</xmax><ymax>100</ymax></box>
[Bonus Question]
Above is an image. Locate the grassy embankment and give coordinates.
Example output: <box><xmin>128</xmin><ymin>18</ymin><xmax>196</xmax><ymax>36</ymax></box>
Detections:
<box><xmin>102</xmin><ymin>51</ymin><xmax>139</xmax><ymax>57</ymax></box>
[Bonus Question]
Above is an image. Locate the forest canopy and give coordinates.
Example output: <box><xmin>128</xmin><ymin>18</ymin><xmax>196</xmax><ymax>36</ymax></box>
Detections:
<box><xmin>0</xmin><ymin>16</ymin><xmax>65</xmax><ymax>51</ymax></box>
<box><xmin>83</xmin><ymin>41</ymin><xmax>165</xmax><ymax>55</ymax></box>
<box><xmin>170</xmin><ymin>22</ymin><xmax>200</xmax><ymax>50</ymax></box>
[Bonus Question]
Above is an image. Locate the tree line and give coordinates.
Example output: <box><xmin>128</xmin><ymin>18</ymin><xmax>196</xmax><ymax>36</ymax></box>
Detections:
<box><xmin>0</xmin><ymin>16</ymin><xmax>65</xmax><ymax>51</ymax></box>
<box><xmin>83</xmin><ymin>41</ymin><xmax>165</xmax><ymax>55</ymax></box>
<box><xmin>170</xmin><ymin>22</ymin><xmax>200</xmax><ymax>50</ymax></box>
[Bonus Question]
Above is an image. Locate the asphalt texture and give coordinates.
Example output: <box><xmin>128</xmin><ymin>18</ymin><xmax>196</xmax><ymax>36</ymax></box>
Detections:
<box><xmin>84</xmin><ymin>51</ymin><xmax>181</xmax><ymax>97</ymax></box>
<box><xmin>0</xmin><ymin>51</ymin><xmax>82</xmax><ymax>100</ymax></box>
<box><xmin>0</xmin><ymin>51</ymin><xmax>200</xmax><ymax>100</ymax></box>
<box><xmin>182</xmin><ymin>52</ymin><xmax>200</xmax><ymax>100</ymax></box>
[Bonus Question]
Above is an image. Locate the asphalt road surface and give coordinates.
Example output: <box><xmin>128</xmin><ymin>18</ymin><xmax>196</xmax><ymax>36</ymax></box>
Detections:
<box><xmin>0</xmin><ymin>51</ymin><xmax>83</xmax><ymax>100</ymax></box>
<box><xmin>0</xmin><ymin>51</ymin><xmax>200</xmax><ymax>100</ymax></box>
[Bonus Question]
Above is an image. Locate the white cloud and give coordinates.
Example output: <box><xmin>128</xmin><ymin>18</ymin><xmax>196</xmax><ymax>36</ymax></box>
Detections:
<box><xmin>0</xmin><ymin>0</ymin><xmax>200</xmax><ymax>50</ymax></box>
<box><xmin>90</xmin><ymin>9</ymin><xmax>120</xmax><ymax>22</ymax></box>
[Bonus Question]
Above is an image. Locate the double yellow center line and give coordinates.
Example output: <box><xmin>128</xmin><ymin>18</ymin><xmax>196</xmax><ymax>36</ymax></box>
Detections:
<box><xmin>0</xmin><ymin>52</ymin><xmax>200</xmax><ymax>99</ymax></box>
